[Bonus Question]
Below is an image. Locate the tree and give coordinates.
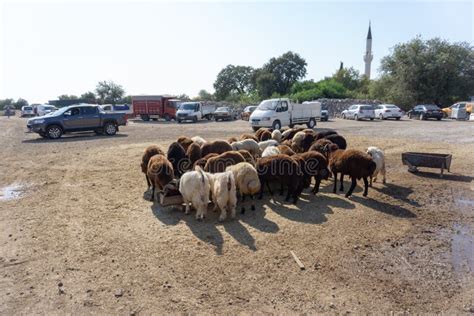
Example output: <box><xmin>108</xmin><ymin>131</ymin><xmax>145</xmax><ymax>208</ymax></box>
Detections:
<box><xmin>214</xmin><ymin>65</ymin><xmax>254</xmax><ymax>100</ymax></box>
<box><xmin>95</xmin><ymin>80</ymin><xmax>125</xmax><ymax>104</ymax></box>
<box><xmin>196</xmin><ymin>89</ymin><xmax>214</xmax><ymax>101</ymax></box>
<box><xmin>255</xmin><ymin>71</ymin><xmax>277</xmax><ymax>99</ymax></box>
<box><xmin>14</xmin><ymin>98</ymin><xmax>29</xmax><ymax>109</ymax></box>
<box><xmin>379</xmin><ymin>37</ymin><xmax>474</xmax><ymax>107</ymax></box>
<box><xmin>262</xmin><ymin>51</ymin><xmax>307</xmax><ymax>95</ymax></box>
<box><xmin>0</xmin><ymin>98</ymin><xmax>14</xmax><ymax>110</ymax></box>
<box><xmin>290</xmin><ymin>79</ymin><xmax>348</xmax><ymax>102</ymax></box>
<box><xmin>58</xmin><ymin>94</ymin><xmax>78</xmax><ymax>100</ymax></box>
<box><xmin>80</xmin><ymin>91</ymin><xmax>96</xmax><ymax>103</ymax></box>
<box><xmin>176</xmin><ymin>94</ymin><xmax>190</xmax><ymax>101</ymax></box>
<box><xmin>332</xmin><ymin>67</ymin><xmax>364</xmax><ymax>91</ymax></box>
<box><xmin>120</xmin><ymin>95</ymin><xmax>132</xmax><ymax>104</ymax></box>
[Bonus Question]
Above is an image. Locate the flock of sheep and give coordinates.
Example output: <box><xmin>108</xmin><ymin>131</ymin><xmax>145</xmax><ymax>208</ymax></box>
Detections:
<box><xmin>141</xmin><ymin>126</ymin><xmax>387</xmax><ymax>221</ymax></box>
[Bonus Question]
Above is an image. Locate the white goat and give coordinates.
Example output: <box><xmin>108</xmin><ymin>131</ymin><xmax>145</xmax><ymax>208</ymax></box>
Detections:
<box><xmin>179</xmin><ymin>166</ymin><xmax>211</xmax><ymax>220</ymax></box>
<box><xmin>271</xmin><ymin>129</ymin><xmax>282</xmax><ymax>143</ymax></box>
<box><xmin>231</xmin><ymin>139</ymin><xmax>261</xmax><ymax>157</ymax></box>
<box><xmin>366</xmin><ymin>146</ymin><xmax>386</xmax><ymax>186</ymax></box>
<box><xmin>261</xmin><ymin>145</ymin><xmax>280</xmax><ymax>158</ymax></box>
<box><xmin>208</xmin><ymin>171</ymin><xmax>237</xmax><ymax>221</ymax></box>
<box><xmin>191</xmin><ymin>136</ymin><xmax>207</xmax><ymax>147</ymax></box>
<box><xmin>258</xmin><ymin>139</ymin><xmax>278</xmax><ymax>152</ymax></box>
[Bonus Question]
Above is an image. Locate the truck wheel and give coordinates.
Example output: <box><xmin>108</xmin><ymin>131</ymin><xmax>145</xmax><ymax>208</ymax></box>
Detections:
<box><xmin>164</xmin><ymin>114</ymin><xmax>171</xmax><ymax>121</ymax></box>
<box><xmin>420</xmin><ymin>113</ymin><xmax>425</xmax><ymax>120</ymax></box>
<box><xmin>306</xmin><ymin>118</ymin><xmax>316</xmax><ymax>128</ymax></box>
<box><xmin>342</xmin><ymin>113</ymin><xmax>346</xmax><ymax>119</ymax></box>
<box><xmin>104</xmin><ymin>122</ymin><xmax>117</xmax><ymax>136</ymax></box>
<box><xmin>193</xmin><ymin>116</ymin><xmax>198</xmax><ymax>123</ymax></box>
<box><xmin>141</xmin><ymin>114</ymin><xmax>150</xmax><ymax>122</ymax></box>
<box><xmin>46</xmin><ymin>125</ymin><xmax>63</xmax><ymax>139</ymax></box>
<box><xmin>354</xmin><ymin>115</ymin><xmax>359</xmax><ymax>121</ymax></box>
<box><xmin>272</xmin><ymin>120</ymin><xmax>281</xmax><ymax>130</ymax></box>
<box><xmin>177</xmin><ymin>119</ymin><xmax>182</xmax><ymax>124</ymax></box>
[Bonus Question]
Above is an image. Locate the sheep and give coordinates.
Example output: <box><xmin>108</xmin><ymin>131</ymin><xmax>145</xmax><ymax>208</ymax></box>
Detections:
<box><xmin>315</xmin><ymin>130</ymin><xmax>338</xmax><ymax>140</ymax></box>
<box><xmin>231</xmin><ymin>139</ymin><xmax>261</xmax><ymax>157</ymax></box>
<box><xmin>258</xmin><ymin>139</ymin><xmax>279</xmax><ymax>152</ymax></box>
<box><xmin>255</xmin><ymin>128</ymin><xmax>271</xmax><ymax>140</ymax></box>
<box><xmin>324</xmin><ymin>134</ymin><xmax>347</xmax><ymax>150</ymax></box>
<box><xmin>208</xmin><ymin>171</ymin><xmax>237</xmax><ymax>221</ymax></box>
<box><xmin>147</xmin><ymin>154</ymin><xmax>174</xmax><ymax>202</ymax></box>
<box><xmin>228</xmin><ymin>136</ymin><xmax>238</xmax><ymax>144</ymax></box>
<box><xmin>200</xmin><ymin>140</ymin><xmax>233</xmax><ymax>157</ymax></box>
<box><xmin>179</xmin><ymin>166</ymin><xmax>211</xmax><ymax>220</ymax></box>
<box><xmin>366</xmin><ymin>146</ymin><xmax>386</xmax><ymax>186</ymax></box>
<box><xmin>194</xmin><ymin>153</ymin><xmax>218</xmax><ymax>169</ymax></box>
<box><xmin>271</xmin><ymin>129</ymin><xmax>282</xmax><ymax>143</ymax></box>
<box><xmin>191</xmin><ymin>136</ymin><xmax>207</xmax><ymax>147</ymax></box>
<box><xmin>167</xmin><ymin>142</ymin><xmax>189</xmax><ymax>177</ymax></box>
<box><xmin>239</xmin><ymin>133</ymin><xmax>259</xmax><ymax>142</ymax></box>
<box><xmin>262</xmin><ymin>145</ymin><xmax>280</xmax><ymax>157</ymax></box>
<box><xmin>141</xmin><ymin>145</ymin><xmax>165</xmax><ymax>189</ymax></box>
<box><xmin>238</xmin><ymin>149</ymin><xmax>256</xmax><ymax>166</ymax></box>
<box><xmin>281</xmin><ymin>127</ymin><xmax>305</xmax><ymax>141</ymax></box>
<box><xmin>186</xmin><ymin>142</ymin><xmax>202</xmax><ymax>166</ymax></box>
<box><xmin>176</xmin><ymin>136</ymin><xmax>193</xmax><ymax>152</ymax></box>
<box><xmin>281</xmin><ymin>139</ymin><xmax>292</xmax><ymax>147</ymax></box>
<box><xmin>296</xmin><ymin>151</ymin><xmax>330</xmax><ymax>194</ymax></box>
<box><xmin>204</xmin><ymin>151</ymin><xmax>245</xmax><ymax>173</ymax></box>
<box><xmin>291</xmin><ymin>131</ymin><xmax>306</xmax><ymax>153</ymax></box>
<box><xmin>309</xmin><ymin>139</ymin><xmax>339</xmax><ymax>160</ymax></box>
<box><xmin>329</xmin><ymin>149</ymin><xmax>376</xmax><ymax>197</ymax></box>
<box><xmin>226</xmin><ymin>162</ymin><xmax>261</xmax><ymax>213</ymax></box>
<box><xmin>256</xmin><ymin>154</ymin><xmax>306</xmax><ymax>204</ymax></box>
<box><xmin>259</xmin><ymin>130</ymin><xmax>272</xmax><ymax>141</ymax></box>
<box><xmin>277</xmin><ymin>144</ymin><xmax>296</xmax><ymax>156</ymax></box>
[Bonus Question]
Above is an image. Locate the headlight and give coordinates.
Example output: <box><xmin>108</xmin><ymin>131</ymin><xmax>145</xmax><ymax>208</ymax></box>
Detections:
<box><xmin>261</xmin><ymin>117</ymin><xmax>271</xmax><ymax>121</ymax></box>
<box><xmin>33</xmin><ymin>119</ymin><xmax>45</xmax><ymax>124</ymax></box>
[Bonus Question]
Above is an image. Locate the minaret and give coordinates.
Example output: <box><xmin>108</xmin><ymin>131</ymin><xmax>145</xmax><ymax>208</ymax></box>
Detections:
<box><xmin>363</xmin><ymin>22</ymin><xmax>373</xmax><ymax>79</ymax></box>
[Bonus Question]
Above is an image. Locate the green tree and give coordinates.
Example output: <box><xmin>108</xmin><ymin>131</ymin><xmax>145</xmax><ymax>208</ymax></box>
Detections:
<box><xmin>58</xmin><ymin>94</ymin><xmax>78</xmax><ymax>100</ymax></box>
<box><xmin>176</xmin><ymin>94</ymin><xmax>191</xmax><ymax>101</ymax></box>
<box><xmin>196</xmin><ymin>89</ymin><xmax>214</xmax><ymax>101</ymax></box>
<box><xmin>14</xmin><ymin>98</ymin><xmax>29</xmax><ymax>109</ymax></box>
<box><xmin>255</xmin><ymin>72</ymin><xmax>277</xmax><ymax>99</ymax></box>
<box><xmin>120</xmin><ymin>95</ymin><xmax>132</xmax><ymax>104</ymax></box>
<box><xmin>0</xmin><ymin>98</ymin><xmax>14</xmax><ymax>110</ymax></box>
<box><xmin>262</xmin><ymin>51</ymin><xmax>307</xmax><ymax>95</ymax></box>
<box><xmin>214</xmin><ymin>65</ymin><xmax>255</xmax><ymax>100</ymax></box>
<box><xmin>80</xmin><ymin>91</ymin><xmax>96</xmax><ymax>103</ymax></box>
<box><xmin>379</xmin><ymin>37</ymin><xmax>474</xmax><ymax>107</ymax></box>
<box><xmin>95</xmin><ymin>80</ymin><xmax>125</xmax><ymax>104</ymax></box>
<box><xmin>332</xmin><ymin>67</ymin><xmax>364</xmax><ymax>91</ymax></box>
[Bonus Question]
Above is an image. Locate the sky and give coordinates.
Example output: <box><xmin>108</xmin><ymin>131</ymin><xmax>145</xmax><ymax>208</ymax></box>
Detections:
<box><xmin>0</xmin><ymin>0</ymin><xmax>472</xmax><ymax>104</ymax></box>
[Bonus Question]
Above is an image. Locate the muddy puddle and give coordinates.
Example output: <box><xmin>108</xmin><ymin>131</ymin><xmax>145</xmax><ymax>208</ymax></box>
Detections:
<box><xmin>0</xmin><ymin>184</ymin><xmax>25</xmax><ymax>201</ymax></box>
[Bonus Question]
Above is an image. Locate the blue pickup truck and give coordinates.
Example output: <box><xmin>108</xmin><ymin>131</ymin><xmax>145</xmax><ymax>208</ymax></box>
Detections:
<box><xmin>27</xmin><ymin>104</ymin><xmax>127</xmax><ymax>139</ymax></box>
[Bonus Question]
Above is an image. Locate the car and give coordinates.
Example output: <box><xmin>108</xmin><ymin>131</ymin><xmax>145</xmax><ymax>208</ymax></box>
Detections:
<box><xmin>241</xmin><ymin>106</ymin><xmax>257</xmax><ymax>121</ymax></box>
<box><xmin>21</xmin><ymin>105</ymin><xmax>35</xmax><ymax>117</ymax></box>
<box><xmin>442</xmin><ymin>102</ymin><xmax>473</xmax><ymax>119</ymax></box>
<box><xmin>407</xmin><ymin>104</ymin><xmax>443</xmax><ymax>120</ymax></box>
<box><xmin>374</xmin><ymin>104</ymin><xmax>403</xmax><ymax>120</ymax></box>
<box><xmin>214</xmin><ymin>107</ymin><xmax>235</xmax><ymax>121</ymax></box>
<box><xmin>26</xmin><ymin>105</ymin><xmax>127</xmax><ymax>139</ymax></box>
<box><xmin>35</xmin><ymin>104</ymin><xmax>58</xmax><ymax>116</ymax></box>
<box><xmin>341</xmin><ymin>104</ymin><xmax>375</xmax><ymax>120</ymax></box>
<box><xmin>321</xmin><ymin>108</ymin><xmax>329</xmax><ymax>121</ymax></box>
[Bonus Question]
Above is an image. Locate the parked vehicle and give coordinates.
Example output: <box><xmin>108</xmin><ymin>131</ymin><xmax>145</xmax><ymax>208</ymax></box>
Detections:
<box><xmin>241</xmin><ymin>106</ymin><xmax>257</xmax><ymax>121</ymax></box>
<box><xmin>132</xmin><ymin>95</ymin><xmax>180</xmax><ymax>121</ymax></box>
<box><xmin>407</xmin><ymin>105</ymin><xmax>443</xmax><ymax>120</ymax></box>
<box><xmin>214</xmin><ymin>107</ymin><xmax>237</xmax><ymax>121</ymax></box>
<box><xmin>341</xmin><ymin>104</ymin><xmax>375</xmax><ymax>120</ymax></box>
<box><xmin>26</xmin><ymin>105</ymin><xmax>127</xmax><ymax>139</ymax></box>
<box><xmin>249</xmin><ymin>98</ymin><xmax>321</xmax><ymax>131</ymax></box>
<box><xmin>21</xmin><ymin>106</ymin><xmax>35</xmax><ymax>117</ymax></box>
<box><xmin>35</xmin><ymin>104</ymin><xmax>58</xmax><ymax>117</ymax></box>
<box><xmin>374</xmin><ymin>104</ymin><xmax>403</xmax><ymax>120</ymax></box>
<box><xmin>176</xmin><ymin>102</ymin><xmax>216</xmax><ymax>123</ymax></box>
<box><xmin>442</xmin><ymin>102</ymin><xmax>473</xmax><ymax>120</ymax></box>
<box><xmin>304</xmin><ymin>101</ymin><xmax>328</xmax><ymax>121</ymax></box>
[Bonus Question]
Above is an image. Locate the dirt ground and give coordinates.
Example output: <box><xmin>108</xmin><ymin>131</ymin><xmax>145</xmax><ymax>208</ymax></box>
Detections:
<box><xmin>1</xmin><ymin>116</ymin><xmax>473</xmax><ymax>314</ymax></box>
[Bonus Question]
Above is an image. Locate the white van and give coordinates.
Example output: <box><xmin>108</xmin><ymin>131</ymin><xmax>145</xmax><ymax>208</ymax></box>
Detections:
<box><xmin>249</xmin><ymin>98</ymin><xmax>321</xmax><ymax>131</ymax></box>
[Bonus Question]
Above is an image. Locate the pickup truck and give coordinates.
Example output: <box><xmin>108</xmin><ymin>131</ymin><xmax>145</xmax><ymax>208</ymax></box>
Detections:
<box><xmin>26</xmin><ymin>104</ymin><xmax>127</xmax><ymax>139</ymax></box>
<box><xmin>176</xmin><ymin>102</ymin><xmax>216</xmax><ymax>123</ymax></box>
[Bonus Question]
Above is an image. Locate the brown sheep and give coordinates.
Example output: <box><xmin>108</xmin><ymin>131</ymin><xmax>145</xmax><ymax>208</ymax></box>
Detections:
<box><xmin>324</xmin><ymin>134</ymin><xmax>347</xmax><ymax>150</ymax></box>
<box><xmin>281</xmin><ymin>139</ymin><xmax>292</xmax><ymax>147</ymax></box>
<box><xmin>228</xmin><ymin>136</ymin><xmax>238</xmax><ymax>144</ymax></box>
<box><xmin>239</xmin><ymin>133</ymin><xmax>259</xmax><ymax>142</ymax></box>
<box><xmin>193</xmin><ymin>153</ymin><xmax>218</xmax><ymax>169</ymax></box>
<box><xmin>201</xmin><ymin>140</ymin><xmax>233</xmax><ymax>157</ymax></box>
<box><xmin>315</xmin><ymin>130</ymin><xmax>338</xmax><ymax>140</ymax></box>
<box><xmin>277</xmin><ymin>145</ymin><xmax>296</xmax><ymax>156</ymax></box>
<box><xmin>147</xmin><ymin>155</ymin><xmax>174</xmax><ymax>202</ymax></box>
<box><xmin>256</xmin><ymin>154</ymin><xmax>306</xmax><ymax>204</ymax></box>
<box><xmin>141</xmin><ymin>145</ymin><xmax>165</xmax><ymax>189</ymax></box>
<box><xmin>281</xmin><ymin>127</ymin><xmax>305</xmax><ymax>141</ymax></box>
<box><xmin>296</xmin><ymin>151</ymin><xmax>330</xmax><ymax>194</ymax></box>
<box><xmin>176</xmin><ymin>136</ymin><xmax>194</xmax><ymax>152</ymax></box>
<box><xmin>255</xmin><ymin>128</ymin><xmax>270</xmax><ymax>140</ymax></box>
<box><xmin>167</xmin><ymin>142</ymin><xmax>189</xmax><ymax>177</ymax></box>
<box><xmin>329</xmin><ymin>149</ymin><xmax>376</xmax><ymax>197</ymax></box>
<box><xmin>238</xmin><ymin>149</ymin><xmax>256</xmax><ymax>166</ymax></box>
<box><xmin>204</xmin><ymin>151</ymin><xmax>245</xmax><ymax>173</ymax></box>
<box><xmin>259</xmin><ymin>130</ymin><xmax>272</xmax><ymax>141</ymax></box>
<box><xmin>186</xmin><ymin>142</ymin><xmax>202</xmax><ymax>166</ymax></box>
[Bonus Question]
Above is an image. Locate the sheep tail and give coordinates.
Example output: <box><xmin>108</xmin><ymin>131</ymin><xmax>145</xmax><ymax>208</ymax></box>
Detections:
<box><xmin>227</xmin><ymin>174</ymin><xmax>232</xmax><ymax>191</ymax></box>
<box><xmin>195</xmin><ymin>165</ymin><xmax>205</xmax><ymax>184</ymax></box>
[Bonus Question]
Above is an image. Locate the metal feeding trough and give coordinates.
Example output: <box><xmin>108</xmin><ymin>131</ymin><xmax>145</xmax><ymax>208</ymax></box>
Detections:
<box><xmin>158</xmin><ymin>180</ymin><xmax>183</xmax><ymax>207</ymax></box>
<box><xmin>402</xmin><ymin>152</ymin><xmax>452</xmax><ymax>178</ymax></box>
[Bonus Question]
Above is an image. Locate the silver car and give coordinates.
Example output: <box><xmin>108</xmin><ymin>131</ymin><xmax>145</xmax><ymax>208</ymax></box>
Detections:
<box><xmin>374</xmin><ymin>104</ymin><xmax>403</xmax><ymax>120</ymax></box>
<box><xmin>21</xmin><ymin>105</ymin><xmax>35</xmax><ymax>117</ymax></box>
<box><xmin>341</xmin><ymin>104</ymin><xmax>375</xmax><ymax>120</ymax></box>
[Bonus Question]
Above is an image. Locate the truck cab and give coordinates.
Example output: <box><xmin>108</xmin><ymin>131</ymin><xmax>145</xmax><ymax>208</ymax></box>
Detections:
<box><xmin>176</xmin><ymin>102</ymin><xmax>215</xmax><ymax>123</ymax></box>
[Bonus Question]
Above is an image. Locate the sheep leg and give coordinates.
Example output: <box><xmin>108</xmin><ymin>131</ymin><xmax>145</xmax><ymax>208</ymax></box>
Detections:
<box><xmin>280</xmin><ymin>182</ymin><xmax>284</xmax><ymax>196</ymax></box>
<box><xmin>150</xmin><ymin>184</ymin><xmax>156</xmax><ymax>202</ymax></box>
<box><xmin>339</xmin><ymin>174</ymin><xmax>344</xmax><ymax>192</ymax></box>
<box><xmin>312</xmin><ymin>175</ymin><xmax>322</xmax><ymax>194</ymax></box>
<box><xmin>362</xmin><ymin>177</ymin><xmax>369</xmax><ymax>197</ymax></box>
<box><xmin>285</xmin><ymin>184</ymin><xmax>293</xmax><ymax>202</ymax></box>
<box><xmin>146</xmin><ymin>175</ymin><xmax>151</xmax><ymax>189</ymax></box>
<box><xmin>345</xmin><ymin>178</ymin><xmax>357</xmax><ymax>198</ymax></box>
<box><xmin>266</xmin><ymin>182</ymin><xmax>274</xmax><ymax>196</ymax></box>
<box><xmin>333</xmin><ymin>172</ymin><xmax>338</xmax><ymax>194</ymax></box>
<box><xmin>250</xmin><ymin>195</ymin><xmax>256</xmax><ymax>211</ymax></box>
<box><xmin>369</xmin><ymin>176</ymin><xmax>373</xmax><ymax>187</ymax></box>
<box><xmin>258</xmin><ymin>181</ymin><xmax>264</xmax><ymax>200</ymax></box>
<box><xmin>382</xmin><ymin>163</ymin><xmax>386</xmax><ymax>184</ymax></box>
<box><xmin>219</xmin><ymin>205</ymin><xmax>227</xmax><ymax>222</ymax></box>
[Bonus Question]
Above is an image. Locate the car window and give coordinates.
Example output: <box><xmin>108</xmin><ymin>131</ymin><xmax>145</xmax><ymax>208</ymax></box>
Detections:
<box><xmin>81</xmin><ymin>107</ymin><xmax>98</xmax><ymax>115</ymax></box>
<box><xmin>280</xmin><ymin>101</ymin><xmax>288</xmax><ymax>111</ymax></box>
<box><xmin>64</xmin><ymin>108</ymin><xmax>80</xmax><ymax>116</ymax></box>
<box><xmin>361</xmin><ymin>106</ymin><xmax>372</xmax><ymax>110</ymax></box>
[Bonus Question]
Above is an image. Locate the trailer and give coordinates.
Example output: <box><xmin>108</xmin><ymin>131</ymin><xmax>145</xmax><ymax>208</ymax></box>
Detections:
<box><xmin>132</xmin><ymin>95</ymin><xmax>180</xmax><ymax>122</ymax></box>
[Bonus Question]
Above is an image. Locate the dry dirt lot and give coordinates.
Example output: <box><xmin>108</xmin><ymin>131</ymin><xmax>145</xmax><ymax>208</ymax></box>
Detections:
<box><xmin>1</xmin><ymin>116</ymin><xmax>473</xmax><ymax>314</ymax></box>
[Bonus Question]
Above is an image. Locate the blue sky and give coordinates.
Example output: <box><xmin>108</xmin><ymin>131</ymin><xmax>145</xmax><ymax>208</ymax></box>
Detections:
<box><xmin>1</xmin><ymin>0</ymin><xmax>472</xmax><ymax>103</ymax></box>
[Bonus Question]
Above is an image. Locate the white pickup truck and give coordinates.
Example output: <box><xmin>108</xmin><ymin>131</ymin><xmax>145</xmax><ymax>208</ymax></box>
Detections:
<box><xmin>249</xmin><ymin>98</ymin><xmax>321</xmax><ymax>131</ymax></box>
<box><xmin>176</xmin><ymin>102</ymin><xmax>216</xmax><ymax>123</ymax></box>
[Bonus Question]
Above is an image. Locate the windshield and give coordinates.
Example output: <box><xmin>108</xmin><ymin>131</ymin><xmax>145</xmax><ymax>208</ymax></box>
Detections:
<box><xmin>180</xmin><ymin>103</ymin><xmax>198</xmax><ymax>111</ymax></box>
<box><xmin>24</xmin><ymin>107</ymin><xmax>33</xmax><ymax>110</ymax></box>
<box><xmin>258</xmin><ymin>100</ymin><xmax>279</xmax><ymax>111</ymax></box>
<box><xmin>385</xmin><ymin>105</ymin><xmax>398</xmax><ymax>109</ymax></box>
<box><xmin>216</xmin><ymin>107</ymin><xmax>229</xmax><ymax>112</ymax></box>
<box><xmin>423</xmin><ymin>105</ymin><xmax>440</xmax><ymax>110</ymax></box>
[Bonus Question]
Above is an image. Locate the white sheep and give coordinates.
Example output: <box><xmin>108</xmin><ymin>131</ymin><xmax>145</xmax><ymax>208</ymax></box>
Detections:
<box><xmin>231</xmin><ymin>139</ymin><xmax>261</xmax><ymax>157</ymax></box>
<box><xmin>271</xmin><ymin>129</ymin><xmax>282</xmax><ymax>143</ymax></box>
<box><xmin>261</xmin><ymin>145</ymin><xmax>280</xmax><ymax>157</ymax></box>
<box><xmin>366</xmin><ymin>146</ymin><xmax>386</xmax><ymax>186</ymax></box>
<box><xmin>208</xmin><ymin>171</ymin><xmax>237</xmax><ymax>221</ymax></box>
<box><xmin>226</xmin><ymin>162</ymin><xmax>261</xmax><ymax>212</ymax></box>
<box><xmin>179</xmin><ymin>166</ymin><xmax>211</xmax><ymax>220</ymax></box>
<box><xmin>191</xmin><ymin>136</ymin><xmax>207</xmax><ymax>147</ymax></box>
<box><xmin>291</xmin><ymin>131</ymin><xmax>306</xmax><ymax>151</ymax></box>
<box><xmin>258</xmin><ymin>139</ymin><xmax>278</xmax><ymax>152</ymax></box>
<box><xmin>281</xmin><ymin>129</ymin><xmax>293</xmax><ymax>140</ymax></box>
